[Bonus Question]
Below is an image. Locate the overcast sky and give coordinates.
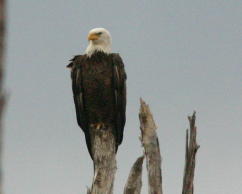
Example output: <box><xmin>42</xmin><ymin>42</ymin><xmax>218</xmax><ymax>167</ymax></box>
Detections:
<box><xmin>4</xmin><ymin>0</ymin><xmax>242</xmax><ymax>194</ymax></box>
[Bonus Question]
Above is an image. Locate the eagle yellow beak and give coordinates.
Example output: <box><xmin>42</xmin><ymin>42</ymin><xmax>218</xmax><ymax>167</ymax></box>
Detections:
<box><xmin>88</xmin><ymin>33</ymin><xmax>99</xmax><ymax>41</ymax></box>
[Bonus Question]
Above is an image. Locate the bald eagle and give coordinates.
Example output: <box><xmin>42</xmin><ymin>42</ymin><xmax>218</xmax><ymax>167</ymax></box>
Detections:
<box><xmin>67</xmin><ymin>28</ymin><xmax>127</xmax><ymax>159</ymax></box>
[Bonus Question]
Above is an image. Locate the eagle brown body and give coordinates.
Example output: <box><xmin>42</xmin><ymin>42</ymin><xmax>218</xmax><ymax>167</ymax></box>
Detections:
<box><xmin>68</xmin><ymin>51</ymin><xmax>126</xmax><ymax>159</ymax></box>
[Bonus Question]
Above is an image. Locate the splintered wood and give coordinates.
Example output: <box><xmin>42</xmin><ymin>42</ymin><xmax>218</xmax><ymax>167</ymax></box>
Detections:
<box><xmin>88</xmin><ymin>126</ymin><xmax>117</xmax><ymax>194</ymax></box>
<box><xmin>182</xmin><ymin>112</ymin><xmax>200</xmax><ymax>194</ymax></box>
<box><xmin>86</xmin><ymin>99</ymin><xmax>199</xmax><ymax>194</ymax></box>
<box><xmin>124</xmin><ymin>156</ymin><xmax>144</xmax><ymax>194</ymax></box>
<box><xmin>139</xmin><ymin>99</ymin><xmax>163</xmax><ymax>194</ymax></box>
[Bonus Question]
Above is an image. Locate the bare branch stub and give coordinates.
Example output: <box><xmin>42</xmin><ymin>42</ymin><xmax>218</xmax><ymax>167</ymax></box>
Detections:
<box><xmin>88</xmin><ymin>126</ymin><xmax>117</xmax><ymax>194</ymax></box>
<box><xmin>124</xmin><ymin>156</ymin><xmax>144</xmax><ymax>194</ymax></box>
<box><xmin>139</xmin><ymin>98</ymin><xmax>163</xmax><ymax>194</ymax></box>
<box><xmin>182</xmin><ymin>112</ymin><xmax>200</xmax><ymax>194</ymax></box>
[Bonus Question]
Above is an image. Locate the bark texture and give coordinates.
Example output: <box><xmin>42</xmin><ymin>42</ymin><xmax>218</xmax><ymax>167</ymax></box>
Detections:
<box><xmin>182</xmin><ymin>112</ymin><xmax>200</xmax><ymax>194</ymax></box>
<box><xmin>88</xmin><ymin>126</ymin><xmax>117</xmax><ymax>194</ymax></box>
<box><xmin>123</xmin><ymin>156</ymin><xmax>144</xmax><ymax>194</ymax></box>
<box><xmin>0</xmin><ymin>0</ymin><xmax>5</xmax><ymax>193</ymax></box>
<box><xmin>139</xmin><ymin>99</ymin><xmax>163</xmax><ymax>194</ymax></box>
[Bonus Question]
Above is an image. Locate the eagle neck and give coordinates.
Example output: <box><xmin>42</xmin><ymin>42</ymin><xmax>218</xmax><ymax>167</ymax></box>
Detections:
<box><xmin>85</xmin><ymin>41</ymin><xmax>111</xmax><ymax>57</ymax></box>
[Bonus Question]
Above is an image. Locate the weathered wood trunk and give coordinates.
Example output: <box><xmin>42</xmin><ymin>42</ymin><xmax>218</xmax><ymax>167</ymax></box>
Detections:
<box><xmin>88</xmin><ymin>126</ymin><xmax>117</xmax><ymax>194</ymax></box>
<box><xmin>139</xmin><ymin>99</ymin><xmax>163</xmax><ymax>194</ymax></box>
<box><xmin>182</xmin><ymin>112</ymin><xmax>200</xmax><ymax>194</ymax></box>
<box><xmin>85</xmin><ymin>100</ymin><xmax>199</xmax><ymax>194</ymax></box>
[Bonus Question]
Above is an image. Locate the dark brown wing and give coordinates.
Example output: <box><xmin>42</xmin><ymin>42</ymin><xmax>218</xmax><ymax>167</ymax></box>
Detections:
<box><xmin>112</xmin><ymin>54</ymin><xmax>127</xmax><ymax>146</ymax></box>
<box><xmin>68</xmin><ymin>56</ymin><xmax>93</xmax><ymax>159</ymax></box>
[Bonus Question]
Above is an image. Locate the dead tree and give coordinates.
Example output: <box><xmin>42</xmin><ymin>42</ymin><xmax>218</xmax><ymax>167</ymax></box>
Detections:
<box><xmin>86</xmin><ymin>100</ymin><xmax>199</xmax><ymax>194</ymax></box>
<box><xmin>139</xmin><ymin>99</ymin><xmax>163</xmax><ymax>194</ymax></box>
<box><xmin>0</xmin><ymin>0</ymin><xmax>6</xmax><ymax>194</ymax></box>
<box><xmin>182</xmin><ymin>112</ymin><xmax>200</xmax><ymax>194</ymax></box>
<box><xmin>87</xmin><ymin>126</ymin><xmax>117</xmax><ymax>194</ymax></box>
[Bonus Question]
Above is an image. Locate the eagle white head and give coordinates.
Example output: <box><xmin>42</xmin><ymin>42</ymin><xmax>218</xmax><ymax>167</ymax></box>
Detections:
<box><xmin>85</xmin><ymin>28</ymin><xmax>112</xmax><ymax>57</ymax></box>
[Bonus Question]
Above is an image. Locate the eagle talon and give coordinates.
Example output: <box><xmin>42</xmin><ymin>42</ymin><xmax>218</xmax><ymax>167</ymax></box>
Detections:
<box><xmin>95</xmin><ymin>122</ymin><xmax>105</xmax><ymax>130</ymax></box>
<box><xmin>96</xmin><ymin>123</ymin><xmax>101</xmax><ymax>130</ymax></box>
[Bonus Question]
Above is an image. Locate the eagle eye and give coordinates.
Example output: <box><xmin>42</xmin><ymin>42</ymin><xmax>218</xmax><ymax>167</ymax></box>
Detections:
<box><xmin>97</xmin><ymin>32</ymin><xmax>102</xmax><ymax>35</ymax></box>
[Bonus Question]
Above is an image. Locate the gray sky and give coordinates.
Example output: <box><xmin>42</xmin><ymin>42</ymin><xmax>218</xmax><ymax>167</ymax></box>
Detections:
<box><xmin>4</xmin><ymin>0</ymin><xmax>242</xmax><ymax>193</ymax></box>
